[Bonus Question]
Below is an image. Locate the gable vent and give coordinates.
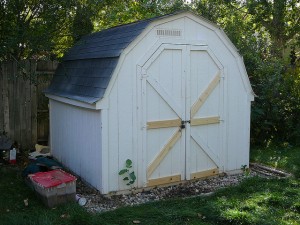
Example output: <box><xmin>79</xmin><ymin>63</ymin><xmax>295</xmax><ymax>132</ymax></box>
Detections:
<box><xmin>156</xmin><ymin>29</ymin><xmax>182</xmax><ymax>37</ymax></box>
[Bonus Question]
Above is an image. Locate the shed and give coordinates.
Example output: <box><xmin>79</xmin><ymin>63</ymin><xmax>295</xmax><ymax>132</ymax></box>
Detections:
<box><xmin>45</xmin><ymin>11</ymin><xmax>255</xmax><ymax>194</ymax></box>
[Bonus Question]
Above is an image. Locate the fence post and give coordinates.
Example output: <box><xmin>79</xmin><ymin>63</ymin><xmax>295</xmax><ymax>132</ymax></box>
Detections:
<box><xmin>2</xmin><ymin>62</ymin><xmax>10</xmax><ymax>135</ymax></box>
<box><xmin>31</xmin><ymin>60</ymin><xmax>38</xmax><ymax>146</ymax></box>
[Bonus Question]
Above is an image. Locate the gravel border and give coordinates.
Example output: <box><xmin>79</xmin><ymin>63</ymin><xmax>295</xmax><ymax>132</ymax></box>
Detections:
<box><xmin>75</xmin><ymin>164</ymin><xmax>293</xmax><ymax>213</ymax></box>
<box><xmin>76</xmin><ymin>170</ymin><xmax>268</xmax><ymax>213</ymax></box>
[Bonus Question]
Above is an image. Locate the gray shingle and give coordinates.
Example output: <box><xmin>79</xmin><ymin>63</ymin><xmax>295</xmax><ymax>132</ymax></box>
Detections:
<box><xmin>63</xmin><ymin>20</ymin><xmax>151</xmax><ymax>61</ymax></box>
<box><xmin>45</xmin><ymin>58</ymin><xmax>119</xmax><ymax>104</ymax></box>
<box><xmin>45</xmin><ymin>13</ymin><xmax>182</xmax><ymax>104</ymax></box>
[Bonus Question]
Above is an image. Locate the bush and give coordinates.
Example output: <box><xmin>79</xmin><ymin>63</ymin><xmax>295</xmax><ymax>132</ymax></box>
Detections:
<box><xmin>250</xmin><ymin>61</ymin><xmax>300</xmax><ymax>146</ymax></box>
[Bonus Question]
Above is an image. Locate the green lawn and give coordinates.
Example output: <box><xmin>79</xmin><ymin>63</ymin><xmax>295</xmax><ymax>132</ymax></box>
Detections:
<box><xmin>251</xmin><ymin>145</ymin><xmax>300</xmax><ymax>177</ymax></box>
<box><xmin>1</xmin><ymin>146</ymin><xmax>300</xmax><ymax>225</ymax></box>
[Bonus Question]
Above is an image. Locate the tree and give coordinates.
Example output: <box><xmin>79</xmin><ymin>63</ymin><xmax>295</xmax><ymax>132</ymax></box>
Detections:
<box><xmin>93</xmin><ymin>0</ymin><xmax>188</xmax><ymax>30</ymax></box>
<box><xmin>0</xmin><ymin>0</ymin><xmax>80</xmax><ymax>60</ymax></box>
<box><xmin>0</xmin><ymin>0</ymin><xmax>105</xmax><ymax>60</ymax></box>
<box><xmin>246</xmin><ymin>0</ymin><xmax>300</xmax><ymax>57</ymax></box>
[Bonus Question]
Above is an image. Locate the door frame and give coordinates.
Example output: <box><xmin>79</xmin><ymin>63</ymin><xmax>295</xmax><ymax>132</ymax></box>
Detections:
<box><xmin>136</xmin><ymin>42</ymin><xmax>227</xmax><ymax>187</ymax></box>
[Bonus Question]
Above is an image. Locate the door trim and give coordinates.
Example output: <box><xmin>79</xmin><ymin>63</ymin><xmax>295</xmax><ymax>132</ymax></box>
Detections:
<box><xmin>137</xmin><ymin>43</ymin><xmax>226</xmax><ymax>187</ymax></box>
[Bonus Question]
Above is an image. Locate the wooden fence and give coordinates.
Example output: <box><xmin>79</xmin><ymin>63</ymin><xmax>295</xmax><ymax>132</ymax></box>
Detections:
<box><xmin>0</xmin><ymin>60</ymin><xmax>58</xmax><ymax>149</ymax></box>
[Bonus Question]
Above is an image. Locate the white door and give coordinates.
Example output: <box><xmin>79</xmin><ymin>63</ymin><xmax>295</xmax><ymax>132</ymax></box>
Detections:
<box><xmin>140</xmin><ymin>44</ymin><xmax>224</xmax><ymax>187</ymax></box>
<box><xmin>186</xmin><ymin>46</ymin><xmax>223</xmax><ymax>180</ymax></box>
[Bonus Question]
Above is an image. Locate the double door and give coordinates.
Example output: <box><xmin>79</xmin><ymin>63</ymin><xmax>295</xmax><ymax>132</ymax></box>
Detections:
<box><xmin>140</xmin><ymin>44</ymin><xmax>224</xmax><ymax>186</ymax></box>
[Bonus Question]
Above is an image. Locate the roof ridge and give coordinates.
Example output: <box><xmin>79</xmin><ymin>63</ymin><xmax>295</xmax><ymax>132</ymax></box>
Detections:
<box><xmin>81</xmin><ymin>10</ymin><xmax>191</xmax><ymax>40</ymax></box>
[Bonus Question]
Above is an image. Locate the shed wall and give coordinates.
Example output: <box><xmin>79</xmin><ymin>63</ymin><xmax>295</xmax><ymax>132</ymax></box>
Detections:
<box><xmin>101</xmin><ymin>15</ymin><xmax>252</xmax><ymax>193</ymax></box>
<box><xmin>49</xmin><ymin>99</ymin><xmax>102</xmax><ymax>190</ymax></box>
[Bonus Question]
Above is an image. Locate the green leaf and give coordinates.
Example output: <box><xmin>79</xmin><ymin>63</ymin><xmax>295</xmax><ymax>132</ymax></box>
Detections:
<box><xmin>128</xmin><ymin>180</ymin><xmax>135</xmax><ymax>185</ymax></box>
<box><xmin>126</xmin><ymin>159</ymin><xmax>132</xmax><ymax>168</ymax></box>
<box><xmin>129</xmin><ymin>172</ymin><xmax>136</xmax><ymax>182</ymax></box>
<box><xmin>118</xmin><ymin>169</ymin><xmax>128</xmax><ymax>175</ymax></box>
<box><xmin>123</xmin><ymin>177</ymin><xmax>129</xmax><ymax>181</ymax></box>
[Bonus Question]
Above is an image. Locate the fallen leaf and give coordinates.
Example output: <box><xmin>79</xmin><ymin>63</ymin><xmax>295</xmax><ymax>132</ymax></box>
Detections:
<box><xmin>24</xmin><ymin>199</ymin><xmax>29</xmax><ymax>207</ymax></box>
<box><xmin>132</xmin><ymin>220</ymin><xmax>141</xmax><ymax>224</ymax></box>
<box><xmin>60</xmin><ymin>214</ymin><xmax>70</xmax><ymax>218</ymax></box>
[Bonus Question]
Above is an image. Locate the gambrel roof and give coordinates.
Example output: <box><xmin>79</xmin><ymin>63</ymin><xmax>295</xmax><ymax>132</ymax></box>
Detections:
<box><xmin>45</xmin><ymin>20</ymin><xmax>151</xmax><ymax>103</ymax></box>
<box><xmin>45</xmin><ymin>11</ymin><xmax>254</xmax><ymax>104</ymax></box>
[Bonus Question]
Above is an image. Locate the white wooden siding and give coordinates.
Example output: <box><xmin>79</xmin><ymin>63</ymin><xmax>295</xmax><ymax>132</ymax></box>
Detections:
<box><xmin>103</xmin><ymin>15</ymin><xmax>252</xmax><ymax>192</ymax></box>
<box><xmin>49</xmin><ymin>99</ymin><xmax>102</xmax><ymax>190</ymax></box>
<box><xmin>49</xmin><ymin>13</ymin><xmax>253</xmax><ymax>194</ymax></box>
<box><xmin>226</xmin><ymin>65</ymin><xmax>251</xmax><ymax>171</ymax></box>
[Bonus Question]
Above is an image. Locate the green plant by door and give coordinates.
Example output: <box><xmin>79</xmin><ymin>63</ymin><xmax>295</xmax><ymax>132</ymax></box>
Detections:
<box><xmin>119</xmin><ymin>159</ymin><xmax>136</xmax><ymax>186</ymax></box>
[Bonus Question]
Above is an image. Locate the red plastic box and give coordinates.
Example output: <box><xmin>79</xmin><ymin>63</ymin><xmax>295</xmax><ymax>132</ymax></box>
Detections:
<box><xmin>29</xmin><ymin>170</ymin><xmax>77</xmax><ymax>207</ymax></box>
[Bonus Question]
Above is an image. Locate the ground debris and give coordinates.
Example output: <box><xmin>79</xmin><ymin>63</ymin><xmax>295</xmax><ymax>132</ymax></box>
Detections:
<box><xmin>250</xmin><ymin>163</ymin><xmax>292</xmax><ymax>178</ymax></box>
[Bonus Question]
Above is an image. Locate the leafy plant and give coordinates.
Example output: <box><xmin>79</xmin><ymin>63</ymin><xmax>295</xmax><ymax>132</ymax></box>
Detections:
<box><xmin>118</xmin><ymin>159</ymin><xmax>136</xmax><ymax>186</ymax></box>
<box><xmin>241</xmin><ymin>165</ymin><xmax>251</xmax><ymax>176</ymax></box>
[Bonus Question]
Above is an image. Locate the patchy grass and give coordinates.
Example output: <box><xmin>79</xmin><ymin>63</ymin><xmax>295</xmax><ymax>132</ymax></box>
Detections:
<box><xmin>104</xmin><ymin>178</ymin><xmax>300</xmax><ymax>224</ymax></box>
<box><xmin>1</xmin><ymin>146</ymin><xmax>300</xmax><ymax>224</ymax></box>
<box><xmin>251</xmin><ymin>145</ymin><xmax>300</xmax><ymax>177</ymax></box>
<box><xmin>1</xmin><ymin>165</ymin><xmax>300</xmax><ymax>224</ymax></box>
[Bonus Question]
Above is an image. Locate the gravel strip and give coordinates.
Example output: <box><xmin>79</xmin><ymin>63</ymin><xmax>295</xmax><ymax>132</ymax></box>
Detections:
<box><xmin>76</xmin><ymin>170</ymin><xmax>266</xmax><ymax>213</ymax></box>
<box><xmin>76</xmin><ymin>164</ymin><xmax>292</xmax><ymax>213</ymax></box>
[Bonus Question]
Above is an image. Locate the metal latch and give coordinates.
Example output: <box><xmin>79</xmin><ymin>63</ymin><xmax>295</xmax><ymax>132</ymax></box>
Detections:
<box><xmin>180</xmin><ymin>120</ymin><xmax>191</xmax><ymax>129</ymax></box>
<box><xmin>180</xmin><ymin>121</ymin><xmax>185</xmax><ymax>129</ymax></box>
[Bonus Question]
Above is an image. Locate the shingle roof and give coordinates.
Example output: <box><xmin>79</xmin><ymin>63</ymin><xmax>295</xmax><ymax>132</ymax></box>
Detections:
<box><xmin>45</xmin><ymin>19</ymin><xmax>152</xmax><ymax>104</ymax></box>
<box><xmin>64</xmin><ymin>20</ymin><xmax>151</xmax><ymax>60</ymax></box>
<box><xmin>45</xmin><ymin>58</ymin><xmax>118</xmax><ymax>103</ymax></box>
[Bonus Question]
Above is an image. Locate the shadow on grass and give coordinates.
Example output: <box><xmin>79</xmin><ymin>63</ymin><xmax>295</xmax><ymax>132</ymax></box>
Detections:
<box><xmin>1</xmin><ymin>165</ymin><xmax>300</xmax><ymax>225</ymax></box>
<box><xmin>97</xmin><ymin>177</ymin><xmax>300</xmax><ymax>225</ymax></box>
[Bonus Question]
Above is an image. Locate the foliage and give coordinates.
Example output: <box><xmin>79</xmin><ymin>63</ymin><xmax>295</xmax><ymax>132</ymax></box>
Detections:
<box><xmin>246</xmin><ymin>0</ymin><xmax>300</xmax><ymax>57</ymax></box>
<box><xmin>71</xmin><ymin>6</ymin><xmax>94</xmax><ymax>42</ymax></box>
<box><xmin>251</xmin><ymin>61</ymin><xmax>300</xmax><ymax>146</ymax></box>
<box><xmin>0</xmin><ymin>0</ymin><xmax>75</xmax><ymax>60</ymax></box>
<box><xmin>241</xmin><ymin>165</ymin><xmax>251</xmax><ymax>177</ymax></box>
<box><xmin>94</xmin><ymin>0</ymin><xmax>189</xmax><ymax>30</ymax></box>
<box><xmin>1</xmin><ymin>0</ymin><xmax>299</xmax><ymax>145</ymax></box>
<box><xmin>118</xmin><ymin>159</ymin><xmax>136</xmax><ymax>186</ymax></box>
<box><xmin>1</xmin><ymin>165</ymin><xmax>300</xmax><ymax>224</ymax></box>
<box><xmin>0</xmin><ymin>0</ymin><xmax>103</xmax><ymax>60</ymax></box>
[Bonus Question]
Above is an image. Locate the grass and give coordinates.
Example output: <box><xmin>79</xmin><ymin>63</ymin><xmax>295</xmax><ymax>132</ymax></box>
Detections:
<box><xmin>251</xmin><ymin>145</ymin><xmax>300</xmax><ymax>177</ymax></box>
<box><xmin>1</xmin><ymin>145</ymin><xmax>300</xmax><ymax>225</ymax></box>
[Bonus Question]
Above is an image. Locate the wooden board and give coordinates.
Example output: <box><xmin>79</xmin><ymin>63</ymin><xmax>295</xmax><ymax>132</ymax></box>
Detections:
<box><xmin>0</xmin><ymin>60</ymin><xmax>56</xmax><ymax>148</ymax></box>
<box><xmin>190</xmin><ymin>116</ymin><xmax>220</xmax><ymax>126</ymax></box>
<box><xmin>2</xmin><ymin>62</ymin><xmax>10</xmax><ymax>134</ymax></box>
<box><xmin>148</xmin><ymin>174</ymin><xmax>181</xmax><ymax>186</ymax></box>
<box><xmin>190</xmin><ymin>71</ymin><xmax>220</xmax><ymax>118</ymax></box>
<box><xmin>147</xmin><ymin>128</ymin><xmax>181</xmax><ymax>178</ymax></box>
<box><xmin>190</xmin><ymin>168</ymin><xmax>219</xmax><ymax>180</ymax></box>
<box><xmin>147</xmin><ymin>119</ymin><xmax>181</xmax><ymax>129</ymax></box>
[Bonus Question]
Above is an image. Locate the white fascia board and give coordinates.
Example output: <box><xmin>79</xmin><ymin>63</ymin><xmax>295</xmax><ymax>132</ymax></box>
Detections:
<box><xmin>46</xmin><ymin>94</ymin><xmax>98</xmax><ymax>110</ymax></box>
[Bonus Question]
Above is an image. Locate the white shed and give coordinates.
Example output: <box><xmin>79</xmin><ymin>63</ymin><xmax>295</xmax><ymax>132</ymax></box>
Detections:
<box><xmin>45</xmin><ymin>11</ymin><xmax>254</xmax><ymax>194</ymax></box>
